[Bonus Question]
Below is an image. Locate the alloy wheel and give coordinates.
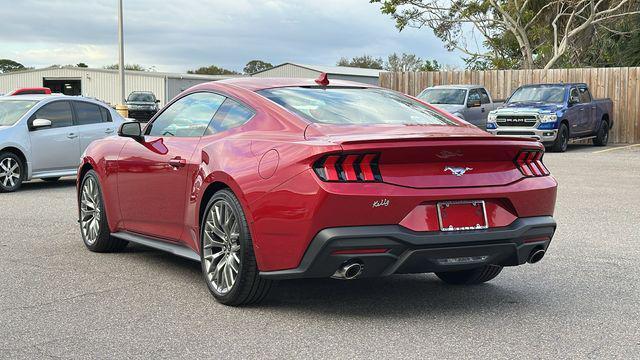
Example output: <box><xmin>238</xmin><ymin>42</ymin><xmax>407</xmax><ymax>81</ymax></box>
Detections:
<box><xmin>80</xmin><ymin>176</ymin><xmax>101</xmax><ymax>245</ymax></box>
<box><xmin>203</xmin><ymin>200</ymin><xmax>241</xmax><ymax>295</ymax></box>
<box><xmin>0</xmin><ymin>157</ymin><xmax>20</xmax><ymax>188</ymax></box>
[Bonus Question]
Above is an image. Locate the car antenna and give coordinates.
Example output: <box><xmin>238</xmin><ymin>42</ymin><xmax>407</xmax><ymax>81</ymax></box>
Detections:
<box><xmin>315</xmin><ymin>72</ymin><xmax>330</xmax><ymax>86</ymax></box>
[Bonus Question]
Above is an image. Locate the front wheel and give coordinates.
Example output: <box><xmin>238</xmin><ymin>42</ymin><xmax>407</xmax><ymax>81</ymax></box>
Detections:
<box><xmin>201</xmin><ymin>189</ymin><xmax>272</xmax><ymax>306</ymax></box>
<box><xmin>551</xmin><ymin>123</ymin><xmax>569</xmax><ymax>152</ymax></box>
<box><xmin>79</xmin><ymin>170</ymin><xmax>127</xmax><ymax>252</ymax></box>
<box><xmin>593</xmin><ymin>121</ymin><xmax>609</xmax><ymax>146</ymax></box>
<box><xmin>435</xmin><ymin>265</ymin><xmax>503</xmax><ymax>285</ymax></box>
<box><xmin>0</xmin><ymin>152</ymin><xmax>24</xmax><ymax>193</ymax></box>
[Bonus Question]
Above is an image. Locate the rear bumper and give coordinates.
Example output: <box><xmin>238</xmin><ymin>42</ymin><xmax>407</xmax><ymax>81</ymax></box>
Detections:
<box><xmin>488</xmin><ymin>127</ymin><xmax>557</xmax><ymax>142</ymax></box>
<box><xmin>259</xmin><ymin>216</ymin><xmax>556</xmax><ymax>280</ymax></box>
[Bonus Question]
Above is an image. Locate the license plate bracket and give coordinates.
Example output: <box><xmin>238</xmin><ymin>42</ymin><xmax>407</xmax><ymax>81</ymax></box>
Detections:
<box><xmin>437</xmin><ymin>200</ymin><xmax>488</xmax><ymax>232</ymax></box>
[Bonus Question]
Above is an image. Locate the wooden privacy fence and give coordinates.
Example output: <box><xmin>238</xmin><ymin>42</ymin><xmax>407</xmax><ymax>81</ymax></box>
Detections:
<box><xmin>379</xmin><ymin>67</ymin><xmax>640</xmax><ymax>144</ymax></box>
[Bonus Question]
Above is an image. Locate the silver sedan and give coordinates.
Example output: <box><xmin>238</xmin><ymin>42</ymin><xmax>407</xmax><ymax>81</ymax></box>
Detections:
<box><xmin>0</xmin><ymin>94</ymin><xmax>124</xmax><ymax>192</ymax></box>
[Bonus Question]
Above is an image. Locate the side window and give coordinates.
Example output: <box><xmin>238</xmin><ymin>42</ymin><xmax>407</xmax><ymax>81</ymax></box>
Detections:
<box><xmin>467</xmin><ymin>89</ymin><xmax>481</xmax><ymax>104</ymax></box>
<box><xmin>578</xmin><ymin>86</ymin><xmax>591</xmax><ymax>103</ymax></box>
<box><xmin>206</xmin><ymin>98</ymin><xmax>254</xmax><ymax>135</ymax></box>
<box><xmin>75</xmin><ymin>102</ymin><xmax>104</xmax><ymax>125</ymax></box>
<box><xmin>99</xmin><ymin>106</ymin><xmax>112</xmax><ymax>122</ymax></box>
<box><xmin>147</xmin><ymin>92</ymin><xmax>225</xmax><ymax>137</ymax></box>
<box><xmin>33</xmin><ymin>101</ymin><xmax>73</xmax><ymax>128</ymax></box>
<box><xmin>478</xmin><ymin>88</ymin><xmax>491</xmax><ymax>104</ymax></box>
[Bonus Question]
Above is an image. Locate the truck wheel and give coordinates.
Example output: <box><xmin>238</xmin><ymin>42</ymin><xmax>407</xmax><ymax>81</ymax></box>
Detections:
<box><xmin>593</xmin><ymin>121</ymin><xmax>609</xmax><ymax>146</ymax></box>
<box><xmin>551</xmin><ymin>123</ymin><xmax>569</xmax><ymax>152</ymax></box>
<box><xmin>435</xmin><ymin>265</ymin><xmax>503</xmax><ymax>285</ymax></box>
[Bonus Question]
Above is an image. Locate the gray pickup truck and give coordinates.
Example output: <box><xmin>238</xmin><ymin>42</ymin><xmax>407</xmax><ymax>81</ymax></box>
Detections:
<box><xmin>417</xmin><ymin>85</ymin><xmax>501</xmax><ymax>129</ymax></box>
<box><xmin>486</xmin><ymin>83</ymin><xmax>613</xmax><ymax>152</ymax></box>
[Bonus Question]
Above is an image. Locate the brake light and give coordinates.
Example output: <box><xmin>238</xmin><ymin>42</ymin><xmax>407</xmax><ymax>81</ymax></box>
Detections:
<box><xmin>515</xmin><ymin>150</ymin><xmax>549</xmax><ymax>177</ymax></box>
<box><xmin>314</xmin><ymin>153</ymin><xmax>382</xmax><ymax>182</ymax></box>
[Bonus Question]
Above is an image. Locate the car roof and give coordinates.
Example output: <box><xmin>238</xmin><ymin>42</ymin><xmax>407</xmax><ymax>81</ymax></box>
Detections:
<box><xmin>427</xmin><ymin>84</ymin><xmax>482</xmax><ymax>90</ymax></box>
<box><xmin>519</xmin><ymin>83</ymin><xmax>586</xmax><ymax>87</ymax></box>
<box><xmin>208</xmin><ymin>77</ymin><xmax>377</xmax><ymax>92</ymax></box>
<box><xmin>0</xmin><ymin>94</ymin><xmax>52</xmax><ymax>101</ymax></box>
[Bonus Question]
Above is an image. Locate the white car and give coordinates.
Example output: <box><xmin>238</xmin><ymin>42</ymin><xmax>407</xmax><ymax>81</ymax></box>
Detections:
<box><xmin>0</xmin><ymin>94</ymin><xmax>124</xmax><ymax>192</ymax></box>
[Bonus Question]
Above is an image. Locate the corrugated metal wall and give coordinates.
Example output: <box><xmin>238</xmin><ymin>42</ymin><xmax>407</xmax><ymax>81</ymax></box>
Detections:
<box><xmin>0</xmin><ymin>68</ymin><xmax>165</xmax><ymax>106</ymax></box>
<box><xmin>167</xmin><ymin>78</ymin><xmax>218</xmax><ymax>103</ymax></box>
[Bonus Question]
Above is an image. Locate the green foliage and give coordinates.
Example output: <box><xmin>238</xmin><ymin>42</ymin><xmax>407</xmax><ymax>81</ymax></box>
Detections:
<box><xmin>104</xmin><ymin>64</ymin><xmax>147</xmax><ymax>71</ymax></box>
<box><xmin>76</xmin><ymin>62</ymin><xmax>88</xmax><ymax>68</ymax></box>
<box><xmin>337</xmin><ymin>55</ymin><xmax>384</xmax><ymax>69</ymax></box>
<box><xmin>243</xmin><ymin>60</ymin><xmax>273</xmax><ymax>74</ymax></box>
<box><xmin>0</xmin><ymin>59</ymin><xmax>25</xmax><ymax>73</ymax></box>
<box><xmin>187</xmin><ymin>65</ymin><xmax>240</xmax><ymax>75</ymax></box>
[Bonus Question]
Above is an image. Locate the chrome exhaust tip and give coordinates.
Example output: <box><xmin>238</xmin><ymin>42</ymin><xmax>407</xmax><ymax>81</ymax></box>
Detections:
<box><xmin>528</xmin><ymin>249</ymin><xmax>546</xmax><ymax>264</ymax></box>
<box><xmin>331</xmin><ymin>262</ymin><xmax>364</xmax><ymax>280</ymax></box>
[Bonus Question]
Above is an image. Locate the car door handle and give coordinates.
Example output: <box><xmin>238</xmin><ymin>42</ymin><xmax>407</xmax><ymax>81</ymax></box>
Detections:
<box><xmin>168</xmin><ymin>157</ymin><xmax>186</xmax><ymax>168</ymax></box>
<box><xmin>67</xmin><ymin>133</ymin><xmax>78</xmax><ymax>139</ymax></box>
<box><xmin>481</xmin><ymin>108</ymin><xmax>485</xmax><ymax>112</ymax></box>
<box><xmin>105</xmin><ymin>128</ymin><xmax>114</xmax><ymax>134</ymax></box>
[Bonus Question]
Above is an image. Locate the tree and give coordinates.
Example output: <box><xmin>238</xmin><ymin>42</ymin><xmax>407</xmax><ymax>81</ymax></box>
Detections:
<box><xmin>104</xmin><ymin>63</ymin><xmax>147</xmax><ymax>71</ymax></box>
<box><xmin>76</xmin><ymin>62</ymin><xmax>88</xmax><ymax>68</ymax></box>
<box><xmin>0</xmin><ymin>59</ymin><xmax>25</xmax><ymax>73</ymax></box>
<box><xmin>385</xmin><ymin>53</ymin><xmax>425</xmax><ymax>71</ymax></box>
<box><xmin>336</xmin><ymin>55</ymin><xmax>384</xmax><ymax>69</ymax></box>
<box><xmin>243</xmin><ymin>60</ymin><xmax>273</xmax><ymax>74</ymax></box>
<box><xmin>420</xmin><ymin>59</ymin><xmax>441</xmax><ymax>71</ymax></box>
<box><xmin>187</xmin><ymin>65</ymin><xmax>240</xmax><ymax>75</ymax></box>
<box><xmin>371</xmin><ymin>0</ymin><xmax>640</xmax><ymax>70</ymax></box>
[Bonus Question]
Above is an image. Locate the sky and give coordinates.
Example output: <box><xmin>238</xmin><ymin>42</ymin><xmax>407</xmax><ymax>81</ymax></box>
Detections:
<box><xmin>0</xmin><ymin>0</ymin><xmax>465</xmax><ymax>73</ymax></box>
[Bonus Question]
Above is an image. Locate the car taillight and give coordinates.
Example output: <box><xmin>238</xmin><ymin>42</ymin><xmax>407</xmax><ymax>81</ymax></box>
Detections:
<box><xmin>314</xmin><ymin>153</ymin><xmax>382</xmax><ymax>182</ymax></box>
<box><xmin>515</xmin><ymin>149</ymin><xmax>550</xmax><ymax>177</ymax></box>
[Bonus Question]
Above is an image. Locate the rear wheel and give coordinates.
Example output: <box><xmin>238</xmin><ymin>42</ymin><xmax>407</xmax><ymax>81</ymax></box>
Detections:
<box><xmin>593</xmin><ymin>120</ymin><xmax>609</xmax><ymax>146</ymax></box>
<box><xmin>201</xmin><ymin>189</ymin><xmax>272</xmax><ymax>306</ymax></box>
<box><xmin>79</xmin><ymin>170</ymin><xmax>127</xmax><ymax>252</ymax></box>
<box><xmin>0</xmin><ymin>152</ymin><xmax>24</xmax><ymax>193</ymax></box>
<box><xmin>551</xmin><ymin>123</ymin><xmax>569</xmax><ymax>152</ymax></box>
<box><xmin>435</xmin><ymin>265</ymin><xmax>503</xmax><ymax>285</ymax></box>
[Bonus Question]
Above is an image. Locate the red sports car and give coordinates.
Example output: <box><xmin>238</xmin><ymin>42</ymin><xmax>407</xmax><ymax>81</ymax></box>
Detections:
<box><xmin>77</xmin><ymin>76</ymin><xmax>557</xmax><ymax>305</ymax></box>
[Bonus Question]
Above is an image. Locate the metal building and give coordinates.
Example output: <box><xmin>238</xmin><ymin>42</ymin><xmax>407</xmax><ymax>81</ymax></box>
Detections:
<box><xmin>251</xmin><ymin>63</ymin><xmax>384</xmax><ymax>85</ymax></box>
<box><xmin>0</xmin><ymin>66</ymin><xmax>240</xmax><ymax>106</ymax></box>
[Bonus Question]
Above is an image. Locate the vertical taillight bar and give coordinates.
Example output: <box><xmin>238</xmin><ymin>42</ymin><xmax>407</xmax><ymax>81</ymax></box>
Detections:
<box><xmin>515</xmin><ymin>149</ymin><xmax>549</xmax><ymax>177</ymax></box>
<box><xmin>314</xmin><ymin>153</ymin><xmax>382</xmax><ymax>182</ymax></box>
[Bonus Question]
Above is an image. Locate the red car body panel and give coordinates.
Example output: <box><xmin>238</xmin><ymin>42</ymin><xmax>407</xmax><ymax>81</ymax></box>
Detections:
<box><xmin>79</xmin><ymin>78</ymin><xmax>557</xmax><ymax>274</ymax></box>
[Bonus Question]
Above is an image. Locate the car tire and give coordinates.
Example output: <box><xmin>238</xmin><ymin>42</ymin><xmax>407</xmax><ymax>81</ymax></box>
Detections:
<box><xmin>79</xmin><ymin>170</ymin><xmax>128</xmax><ymax>252</ymax></box>
<box><xmin>435</xmin><ymin>265</ymin><xmax>503</xmax><ymax>285</ymax></box>
<box><xmin>551</xmin><ymin>123</ymin><xmax>569</xmax><ymax>152</ymax></box>
<box><xmin>200</xmin><ymin>189</ymin><xmax>272</xmax><ymax>306</ymax></box>
<box><xmin>43</xmin><ymin>177</ymin><xmax>61</xmax><ymax>182</ymax></box>
<box><xmin>0</xmin><ymin>151</ymin><xmax>24</xmax><ymax>193</ymax></box>
<box><xmin>593</xmin><ymin>120</ymin><xmax>609</xmax><ymax>146</ymax></box>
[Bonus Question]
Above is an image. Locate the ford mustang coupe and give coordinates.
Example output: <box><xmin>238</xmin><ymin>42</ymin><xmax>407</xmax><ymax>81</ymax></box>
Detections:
<box><xmin>77</xmin><ymin>76</ymin><xmax>557</xmax><ymax>306</ymax></box>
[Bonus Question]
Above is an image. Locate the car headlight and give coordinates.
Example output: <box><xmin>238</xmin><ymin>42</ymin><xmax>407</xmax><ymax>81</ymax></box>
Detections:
<box><xmin>488</xmin><ymin>113</ymin><xmax>497</xmax><ymax>123</ymax></box>
<box><xmin>539</xmin><ymin>114</ymin><xmax>557</xmax><ymax>123</ymax></box>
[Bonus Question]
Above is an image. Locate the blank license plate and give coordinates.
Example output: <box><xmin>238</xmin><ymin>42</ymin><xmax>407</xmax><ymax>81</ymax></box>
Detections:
<box><xmin>437</xmin><ymin>200</ymin><xmax>488</xmax><ymax>232</ymax></box>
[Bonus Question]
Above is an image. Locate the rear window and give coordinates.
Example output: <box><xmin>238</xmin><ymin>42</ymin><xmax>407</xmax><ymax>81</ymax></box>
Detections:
<box><xmin>0</xmin><ymin>100</ymin><xmax>38</xmax><ymax>126</ymax></box>
<box><xmin>258</xmin><ymin>87</ymin><xmax>456</xmax><ymax>126</ymax></box>
<box><xmin>418</xmin><ymin>88</ymin><xmax>467</xmax><ymax>105</ymax></box>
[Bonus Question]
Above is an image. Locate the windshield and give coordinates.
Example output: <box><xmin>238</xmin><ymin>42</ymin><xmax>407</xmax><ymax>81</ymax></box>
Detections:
<box><xmin>127</xmin><ymin>93</ymin><xmax>155</xmax><ymax>102</ymax></box>
<box><xmin>258</xmin><ymin>87</ymin><xmax>457</xmax><ymax>126</ymax></box>
<box><xmin>0</xmin><ymin>100</ymin><xmax>38</xmax><ymax>126</ymax></box>
<box><xmin>418</xmin><ymin>89</ymin><xmax>466</xmax><ymax>105</ymax></box>
<box><xmin>508</xmin><ymin>86</ymin><xmax>566</xmax><ymax>104</ymax></box>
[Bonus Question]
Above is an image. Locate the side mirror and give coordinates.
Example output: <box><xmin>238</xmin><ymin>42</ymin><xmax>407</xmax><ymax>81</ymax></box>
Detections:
<box><xmin>31</xmin><ymin>118</ymin><xmax>52</xmax><ymax>129</ymax></box>
<box><xmin>118</xmin><ymin>121</ymin><xmax>143</xmax><ymax>140</ymax></box>
<box><xmin>569</xmin><ymin>95</ymin><xmax>580</xmax><ymax>105</ymax></box>
<box><xmin>467</xmin><ymin>99</ymin><xmax>481</xmax><ymax>108</ymax></box>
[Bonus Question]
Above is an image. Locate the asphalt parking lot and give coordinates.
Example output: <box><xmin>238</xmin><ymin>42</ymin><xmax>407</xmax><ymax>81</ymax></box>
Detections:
<box><xmin>1</xmin><ymin>144</ymin><xmax>639</xmax><ymax>359</ymax></box>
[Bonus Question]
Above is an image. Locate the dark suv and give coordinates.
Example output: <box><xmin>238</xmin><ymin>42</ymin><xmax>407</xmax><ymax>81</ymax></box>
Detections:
<box><xmin>126</xmin><ymin>91</ymin><xmax>160</xmax><ymax>122</ymax></box>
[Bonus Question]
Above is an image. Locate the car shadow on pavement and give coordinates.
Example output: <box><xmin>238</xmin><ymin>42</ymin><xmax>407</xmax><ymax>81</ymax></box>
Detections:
<box><xmin>17</xmin><ymin>178</ymin><xmax>76</xmax><ymax>192</ymax></box>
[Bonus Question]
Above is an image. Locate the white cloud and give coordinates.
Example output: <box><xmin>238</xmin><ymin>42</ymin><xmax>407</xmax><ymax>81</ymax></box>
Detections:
<box><xmin>0</xmin><ymin>0</ymin><xmax>465</xmax><ymax>72</ymax></box>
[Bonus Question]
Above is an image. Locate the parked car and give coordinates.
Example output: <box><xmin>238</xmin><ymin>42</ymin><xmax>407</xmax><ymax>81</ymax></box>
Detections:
<box><xmin>126</xmin><ymin>91</ymin><xmax>160</xmax><ymax>122</ymax></box>
<box><xmin>0</xmin><ymin>94</ymin><xmax>124</xmax><ymax>192</ymax></box>
<box><xmin>77</xmin><ymin>77</ymin><xmax>557</xmax><ymax>306</ymax></box>
<box><xmin>417</xmin><ymin>85</ymin><xmax>501</xmax><ymax>129</ymax></box>
<box><xmin>487</xmin><ymin>83</ymin><xmax>613</xmax><ymax>152</ymax></box>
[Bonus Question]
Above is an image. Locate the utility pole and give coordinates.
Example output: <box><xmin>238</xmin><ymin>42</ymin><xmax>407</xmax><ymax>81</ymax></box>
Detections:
<box><xmin>116</xmin><ymin>0</ymin><xmax>128</xmax><ymax>117</ymax></box>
